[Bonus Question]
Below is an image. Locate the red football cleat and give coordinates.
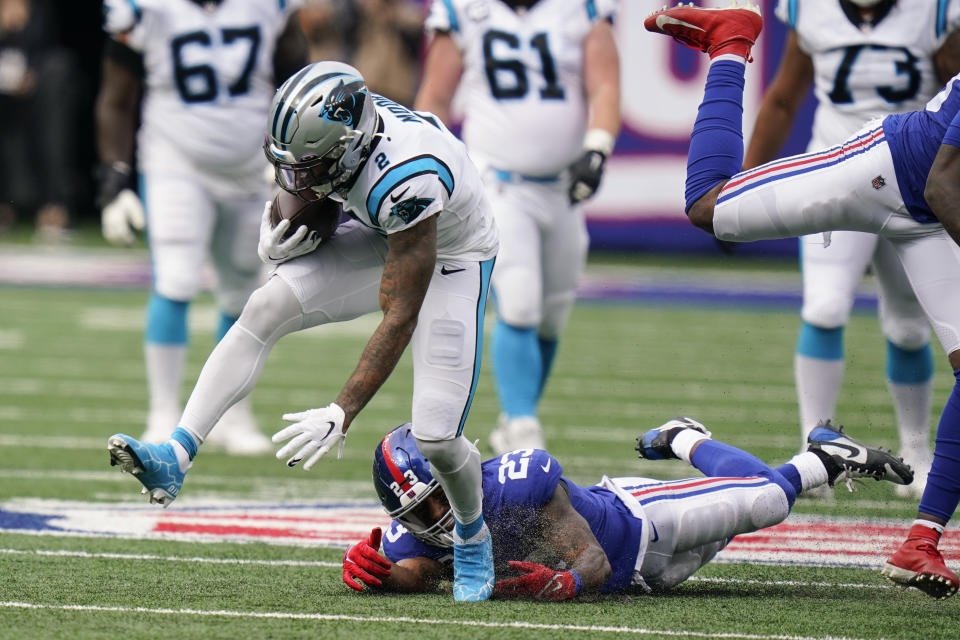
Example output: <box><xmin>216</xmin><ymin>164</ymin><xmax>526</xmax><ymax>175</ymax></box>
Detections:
<box><xmin>644</xmin><ymin>1</ymin><xmax>763</xmax><ymax>62</ymax></box>
<box><xmin>882</xmin><ymin>535</ymin><xmax>959</xmax><ymax>600</ymax></box>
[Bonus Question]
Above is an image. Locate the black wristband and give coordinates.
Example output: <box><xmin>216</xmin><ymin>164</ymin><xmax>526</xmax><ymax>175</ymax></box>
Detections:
<box><xmin>95</xmin><ymin>162</ymin><xmax>133</xmax><ymax>210</ymax></box>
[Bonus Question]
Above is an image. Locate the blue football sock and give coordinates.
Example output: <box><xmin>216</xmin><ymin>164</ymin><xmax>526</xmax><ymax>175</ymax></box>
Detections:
<box><xmin>492</xmin><ymin>320</ymin><xmax>541</xmax><ymax>418</ymax></box>
<box><xmin>455</xmin><ymin>514</ymin><xmax>484</xmax><ymax>540</ymax></box>
<box><xmin>171</xmin><ymin>427</ymin><xmax>199</xmax><ymax>460</ymax></box>
<box><xmin>537</xmin><ymin>337</ymin><xmax>558</xmax><ymax>400</ymax></box>
<box><xmin>796</xmin><ymin>322</ymin><xmax>843</xmax><ymax>360</ymax></box>
<box><xmin>685</xmin><ymin>59</ymin><xmax>747</xmax><ymax>212</ymax></box>
<box><xmin>886</xmin><ymin>341</ymin><xmax>934</xmax><ymax>384</ymax></box>
<box><xmin>145</xmin><ymin>293</ymin><xmax>189</xmax><ymax>345</ymax></box>
<box><xmin>217</xmin><ymin>312</ymin><xmax>239</xmax><ymax>343</ymax></box>
<box><xmin>691</xmin><ymin>440</ymin><xmax>797</xmax><ymax>507</ymax></box>
<box><xmin>919</xmin><ymin>369</ymin><xmax>960</xmax><ymax>522</ymax></box>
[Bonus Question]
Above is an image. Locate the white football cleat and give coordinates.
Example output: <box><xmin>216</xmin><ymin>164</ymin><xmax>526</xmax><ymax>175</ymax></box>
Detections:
<box><xmin>489</xmin><ymin>415</ymin><xmax>546</xmax><ymax>456</ymax></box>
<box><xmin>205</xmin><ymin>399</ymin><xmax>272</xmax><ymax>455</ymax></box>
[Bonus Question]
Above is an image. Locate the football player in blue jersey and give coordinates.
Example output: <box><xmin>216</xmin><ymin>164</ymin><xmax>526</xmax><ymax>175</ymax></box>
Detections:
<box><xmin>645</xmin><ymin>1</ymin><xmax>960</xmax><ymax>598</ymax></box>
<box><xmin>107</xmin><ymin>61</ymin><xmax>500</xmax><ymax>602</ymax></box>
<box><xmin>744</xmin><ymin>0</ymin><xmax>960</xmax><ymax>502</ymax></box>
<box><xmin>343</xmin><ymin>419</ymin><xmax>911</xmax><ymax>598</ymax></box>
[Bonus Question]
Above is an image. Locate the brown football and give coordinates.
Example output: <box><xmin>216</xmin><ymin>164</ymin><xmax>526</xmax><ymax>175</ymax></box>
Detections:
<box><xmin>270</xmin><ymin>190</ymin><xmax>342</xmax><ymax>241</ymax></box>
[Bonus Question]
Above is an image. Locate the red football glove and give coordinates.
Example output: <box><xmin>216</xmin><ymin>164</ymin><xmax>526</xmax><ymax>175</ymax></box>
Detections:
<box><xmin>494</xmin><ymin>560</ymin><xmax>582</xmax><ymax>601</ymax></box>
<box><xmin>342</xmin><ymin>527</ymin><xmax>392</xmax><ymax>591</ymax></box>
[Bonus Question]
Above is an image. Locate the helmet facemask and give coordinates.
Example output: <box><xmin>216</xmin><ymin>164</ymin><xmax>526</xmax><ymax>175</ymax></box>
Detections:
<box><xmin>373</xmin><ymin>425</ymin><xmax>455</xmax><ymax>548</ymax></box>
<box><xmin>394</xmin><ymin>482</ymin><xmax>454</xmax><ymax>548</ymax></box>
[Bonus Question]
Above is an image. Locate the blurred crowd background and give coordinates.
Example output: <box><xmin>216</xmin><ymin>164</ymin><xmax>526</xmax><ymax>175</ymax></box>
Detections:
<box><xmin>0</xmin><ymin>0</ymin><xmax>428</xmax><ymax>240</ymax></box>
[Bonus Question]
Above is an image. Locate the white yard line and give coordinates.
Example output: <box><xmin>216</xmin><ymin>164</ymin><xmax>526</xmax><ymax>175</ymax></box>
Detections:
<box><xmin>0</xmin><ymin>547</ymin><xmax>891</xmax><ymax>592</ymax></box>
<box><xmin>0</xmin><ymin>601</ymin><xmax>888</xmax><ymax>640</ymax></box>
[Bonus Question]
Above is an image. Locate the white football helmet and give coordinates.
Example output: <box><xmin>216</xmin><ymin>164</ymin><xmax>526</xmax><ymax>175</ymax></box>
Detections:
<box><xmin>264</xmin><ymin>61</ymin><xmax>379</xmax><ymax>198</ymax></box>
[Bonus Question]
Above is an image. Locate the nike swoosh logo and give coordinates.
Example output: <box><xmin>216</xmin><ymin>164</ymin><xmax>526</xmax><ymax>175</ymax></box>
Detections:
<box><xmin>820</xmin><ymin>441</ymin><xmax>867</xmax><ymax>463</ymax></box>
<box><xmin>321</xmin><ymin>421</ymin><xmax>336</xmax><ymax>438</ymax></box>
<box><xmin>650</xmin><ymin>522</ymin><xmax>659</xmax><ymax>542</ymax></box>
<box><xmin>440</xmin><ymin>265</ymin><xmax>466</xmax><ymax>275</ymax></box>
<box><xmin>656</xmin><ymin>14</ymin><xmax>705</xmax><ymax>32</ymax></box>
<box><xmin>540</xmin><ymin>459</ymin><xmax>552</xmax><ymax>473</ymax></box>
<box><xmin>390</xmin><ymin>187</ymin><xmax>411</xmax><ymax>203</ymax></box>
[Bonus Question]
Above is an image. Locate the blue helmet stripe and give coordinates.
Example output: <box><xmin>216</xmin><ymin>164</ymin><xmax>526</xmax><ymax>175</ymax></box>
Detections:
<box><xmin>273</xmin><ymin>71</ymin><xmax>350</xmax><ymax>143</ymax></box>
<box><xmin>366</xmin><ymin>155</ymin><xmax>454</xmax><ymax>225</ymax></box>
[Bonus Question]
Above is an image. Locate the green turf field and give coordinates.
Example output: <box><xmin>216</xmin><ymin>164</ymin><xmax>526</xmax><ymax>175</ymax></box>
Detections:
<box><xmin>1</xmin><ymin>249</ymin><xmax>957</xmax><ymax>639</ymax></box>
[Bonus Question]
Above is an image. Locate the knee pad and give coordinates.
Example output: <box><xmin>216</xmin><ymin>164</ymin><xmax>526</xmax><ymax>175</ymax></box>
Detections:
<box><xmin>749</xmin><ymin>484</ymin><xmax>790</xmax><ymax>530</ymax></box>
<box><xmin>154</xmin><ymin>269</ymin><xmax>203</xmax><ymax>303</ymax></box>
<box><xmin>882</xmin><ymin>318</ymin><xmax>931</xmax><ymax>352</ymax></box>
<box><xmin>540</xmin><ymin>290</ymin><xmax>577</xmax><ymax>338</ymax></box>
<box><xmin>800</xmin><ymin>294</ymin><xmax>852</xmax><ymax>329</ymax></box>
<box><xmin>411</xmin><ymin>387</ymin><xmax>467</xmax><ymax>442</ymax></box>
<box><xmin>414</xmin><ymin>434</ymin><xmax>477</xmax><ymax>473</ymax></box>
<box><xmin>235</xmin><ymin>276</ymin><xmax>304</xmax><ymax>344</ymax></box>
<box><xmin>493</xmin><ymin>267</ymin><xmax>542</xmax><ymax>327</ymax></box>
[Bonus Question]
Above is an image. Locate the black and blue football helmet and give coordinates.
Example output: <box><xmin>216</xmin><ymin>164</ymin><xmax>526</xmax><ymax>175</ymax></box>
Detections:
<box><xmin>372</xmin><ymin>424</ymin><xmax>454</xmax><ymax>548</ymax></box>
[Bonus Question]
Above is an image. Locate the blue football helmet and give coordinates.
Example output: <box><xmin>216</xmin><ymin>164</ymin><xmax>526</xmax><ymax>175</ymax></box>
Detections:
<box><xmin>264</xmin><ymin>61</ymin><xmax>379</xmax><ymax>198</ymax></box>
<box><xmin>373</xmin><ymin>424</ymin><xmax>454</xmax><ymax>548</ymax></box>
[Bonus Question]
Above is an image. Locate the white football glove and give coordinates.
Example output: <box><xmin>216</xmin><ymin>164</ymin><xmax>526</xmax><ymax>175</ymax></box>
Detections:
<box><xmin>257</xmin><ymin>200</ymin><xmax>323</xmax><ymax>265</ymax></box>
<box><xmin>101</xmin><ymin>189</ymin><xmax>146</xmax><ymax>245</ymax></box>
<box><xmin>272</xmin><ymin>402</ymin><xmax>347</xmax><ymax>470</ymax></box>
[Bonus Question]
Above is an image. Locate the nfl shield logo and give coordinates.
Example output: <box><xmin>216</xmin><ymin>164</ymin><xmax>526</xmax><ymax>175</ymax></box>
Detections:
<box><xmin>871</xmin><ymin>175</ymin><xmax>886</xmax><ymax>190</ymax></box>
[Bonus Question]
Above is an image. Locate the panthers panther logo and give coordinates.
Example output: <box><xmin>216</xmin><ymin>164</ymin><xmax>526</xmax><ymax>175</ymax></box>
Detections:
<box><xmin>320</xmin><ymin>79</ymin><xmax>367</xmax><ymax>128</ymax></box>
<box><xmin>390</xmin><ymin>196</ymin><xmax>434</xmax><ymax>223</ymax></box>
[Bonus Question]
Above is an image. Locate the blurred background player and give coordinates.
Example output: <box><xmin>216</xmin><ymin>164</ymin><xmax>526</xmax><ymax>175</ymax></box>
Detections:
<box><xmin>0</xmin><ymin>0</ymin><xmax>82</xmax><ymax>239</ymax></box>
<box><xmin>94</xmin><ymin>0</ymin><xmax>308</xmax><ymax>454</ymax></box>
<box><xmin>414</xmin><ymin>0</ymin><xmax>621</xmax><ymax>455</ymax></box>
<box><xmin>744</xmin><ymin>0</ymin><xmax>960</xmax><ymax>499</ymax></box>
<box><xmin>644</xmin><ymin>0</ymin><xmax>960</xmax><ymax>598</ymax></box>
<box><xmin>108</xmin><ymin>62</ymin><xmax>500</xmax><ymax>601</ymax></box>
<box><xmin>343</xmin><ymin>419</ymin><xmax>911</xmax><ymax>597</ymax></box>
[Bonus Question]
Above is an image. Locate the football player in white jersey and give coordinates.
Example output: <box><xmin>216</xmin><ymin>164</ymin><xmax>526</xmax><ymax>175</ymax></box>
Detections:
<box><xmin>95</xmin><ymin>0</ymin><xmax>308</xmax><ymax>454</ymax></box>
<box><xmin>107</xmin><ymin>62</ymin><xmax>501</xmax><ymax>602</ymax></box>
<box><xmin>744</xmin><ymin>0</ymin><xmax>960</xmax><ymax>499</ymax></box>
<box><xmin>415</xmin><ymin>0</ymin><xmax>621</xmax><ymax>455</ymax></box>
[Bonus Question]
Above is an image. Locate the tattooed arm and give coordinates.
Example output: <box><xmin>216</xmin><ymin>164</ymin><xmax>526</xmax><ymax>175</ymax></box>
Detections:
<box><xmin>537</xmin><ymin>480</ymin><xmax>612</xmax><ymax>592</ymax></box>
<box><xmin>334</xmin><ymin>215</ymin><xmax>438</xmax><ymax>430</ymax></box>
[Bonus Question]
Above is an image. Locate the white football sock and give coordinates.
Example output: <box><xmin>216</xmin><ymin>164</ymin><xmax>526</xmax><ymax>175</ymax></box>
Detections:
<box><xmin>794</xmin><ymin>354</ymin><xmax>844</xmax><ymax>444</ymax></box>
<box><xmin>887</xmin><ymin>380</ymin><xmax>933</xmax><ymax>465</ymax></box>
<box><xmin>787</xmin><ymin>451</ymin><xmax>831</xmax><ymax>492</ymax></box>
<box><xmin>671</xmin><ymin>429</ymin><xmax>712</xmax><ymax>465</ymax></box>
